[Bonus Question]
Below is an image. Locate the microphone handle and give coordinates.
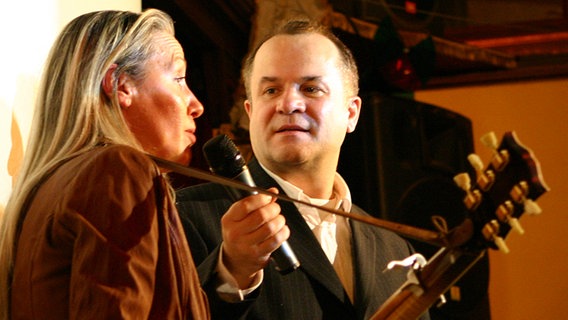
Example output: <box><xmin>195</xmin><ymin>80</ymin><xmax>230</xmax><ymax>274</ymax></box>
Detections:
<box><xmin>227</xmin><ymin>169</ymin><xmax>300</xmax><ymax>274</ymax></box>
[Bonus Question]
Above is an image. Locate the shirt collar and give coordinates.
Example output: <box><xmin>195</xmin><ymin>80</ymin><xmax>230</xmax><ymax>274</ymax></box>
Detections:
<box><xmin>258</xmin><ymin>162</ymin><xmax>353</xmax><ymax>213</ymax></box>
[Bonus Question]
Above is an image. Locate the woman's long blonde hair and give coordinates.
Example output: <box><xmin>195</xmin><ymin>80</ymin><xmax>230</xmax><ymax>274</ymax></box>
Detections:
<box><xmin>0</xmin><ymin>9</ymin><xmax>175</xmax><ymax>318</ymax></box>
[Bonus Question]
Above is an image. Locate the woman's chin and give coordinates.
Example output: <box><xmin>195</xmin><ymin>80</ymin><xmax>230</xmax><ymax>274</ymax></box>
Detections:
<box><xmin>173</xmin><ymin>149</ymin><xmax>192</xmax><ymax>166</ymax></box>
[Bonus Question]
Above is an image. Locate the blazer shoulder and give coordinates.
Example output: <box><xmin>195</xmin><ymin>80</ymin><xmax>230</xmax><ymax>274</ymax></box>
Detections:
<box><xmin>176</xmin><ymin>182</ymin><xmax>228</xmax><ymax>202</ymax></box>
<box><xmin>350</xmin><ymin>204</ymin><xmax>414</xmax><ymax>252</ymax></box>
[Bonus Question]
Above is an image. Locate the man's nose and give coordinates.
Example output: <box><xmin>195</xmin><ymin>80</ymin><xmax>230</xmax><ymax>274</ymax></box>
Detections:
<box><xmin>276</xmin><ymin>88</ymin><xmax>306</xmax><ymax>114</ymax></box>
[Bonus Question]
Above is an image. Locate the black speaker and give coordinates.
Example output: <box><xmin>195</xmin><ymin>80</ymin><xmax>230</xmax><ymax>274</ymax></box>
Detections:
<box><xmin>338</xmin><ymin>92</ymin><xmax>491</xmax><ymax>319</ymax></box>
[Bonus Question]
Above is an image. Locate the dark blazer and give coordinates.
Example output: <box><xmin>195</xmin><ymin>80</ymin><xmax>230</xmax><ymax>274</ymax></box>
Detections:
<box><xmin>177</xmin><ymin>158</ymin><xmax>429</xmax><ymax>319</ymax></box>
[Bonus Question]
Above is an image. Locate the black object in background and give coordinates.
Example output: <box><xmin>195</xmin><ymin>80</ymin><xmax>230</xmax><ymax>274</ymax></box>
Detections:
<box><xmin>338</xmin><ymin>92</ymin><xmax>491</xmax><ymax>320</ymax></box>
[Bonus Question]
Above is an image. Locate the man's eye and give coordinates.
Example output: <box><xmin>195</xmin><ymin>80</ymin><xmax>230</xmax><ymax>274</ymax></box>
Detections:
<box><xmin>304</xmin><ymin>86</ymin><xmax>323</xmax><ymax>94</ymax></box>
<box><xmin>264</xmin><ymin>87</ymin><xmax>277</xmax><ymax>94</ymax></box>
<box><xmin>175</xmin><ymin>77</ymin><xmax>186</xmax><ymax>83</ymax></box>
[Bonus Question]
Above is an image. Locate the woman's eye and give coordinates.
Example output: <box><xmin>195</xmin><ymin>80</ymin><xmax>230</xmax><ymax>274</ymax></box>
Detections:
<box><xmin>175</xmin><ymin>77</ymin><xmax>186</xmax><ymax>83</ymax></box>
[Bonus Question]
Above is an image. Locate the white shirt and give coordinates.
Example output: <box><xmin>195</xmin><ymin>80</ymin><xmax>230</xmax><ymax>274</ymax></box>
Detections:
<box><xmin>262</xmin><ymin>165</ymin><xmax>355</xmax><ymax>302</ymax></box>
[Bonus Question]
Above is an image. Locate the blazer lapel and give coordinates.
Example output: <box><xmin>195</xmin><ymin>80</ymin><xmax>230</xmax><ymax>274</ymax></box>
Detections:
<box><xmin>248</xmin><ymin>159</ymin><xmax>350</xmax><ymax>303</ymax></box>
<box><xmin>281</xmin><ymin>200</ymin><xmax>348</xmax><ymax>300</ymax></box>
<box><xmin>350</xmin><ymin>217</ymin><xmax>379</xmax><ymax>316</ymax></box>
<box><xmin>350</xmin><ymin>208</ymin><xmax>405</xmax><ymax>319</ymax></box>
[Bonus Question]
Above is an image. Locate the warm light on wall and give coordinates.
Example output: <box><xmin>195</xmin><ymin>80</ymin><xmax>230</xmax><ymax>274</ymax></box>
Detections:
<box><xmin>0</xmin><ymin>2</ymin><xmax>54</xmax><ymax>206</ymax></box>
<box><xmin>0</xmin><ymin>0</ymin><xmax>141</xmax><ymax>209</ymax></box>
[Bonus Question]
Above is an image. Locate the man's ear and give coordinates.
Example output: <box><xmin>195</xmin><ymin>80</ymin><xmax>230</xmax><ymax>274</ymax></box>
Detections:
<box><xmin>244</xmin><ymin>99</ymin><xmax>252</xmax><ymax>117</ymax></box>
<box><xmin>102</xmin><ymin>64</ymin><xmax>134</xmax><ymax>108</ymax></box>
<box><xmin>346</xmin><ymin>96</ymin><xmax>362</xmax><ymax>133</ymax></box>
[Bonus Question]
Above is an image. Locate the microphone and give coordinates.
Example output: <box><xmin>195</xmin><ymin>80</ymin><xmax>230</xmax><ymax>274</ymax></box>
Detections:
<box><xmin>203</xmin><ymin>134</ymin><xmax>300</xmax><ymax>274</ymax></box>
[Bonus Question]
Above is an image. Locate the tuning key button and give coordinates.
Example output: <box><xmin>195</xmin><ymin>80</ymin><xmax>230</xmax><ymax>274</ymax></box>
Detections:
<box><xmin>493</xmin><ymin>236</ymin><xmax>510</xmax><ymax>254</ymax></box>
<box><xmin>524</xmin><ymin>199</ymin><xmax>542</xmax><ymax>215</ymax></box>
<box><xmin>480</xmin><ymin>132</ymin><xmax>499</xmax><ymax>149</ymax></box>
<box><xmin>454</xmin><ymin>172</ymin><xmax>471</xmax><ymax>191</ymax></box>
<box><xmin>467</xmin><ymin>153</ymin><xmax>484</xmax><ymax>171</ymax></box>
<box><xmin>508</xmin><ymin>218</ymin><xmax>525</xmax><ymax>235</ymax></box>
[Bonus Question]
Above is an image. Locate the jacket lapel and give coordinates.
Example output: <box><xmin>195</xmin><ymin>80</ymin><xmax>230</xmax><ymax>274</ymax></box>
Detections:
<box><xmin>350</xmin><ymin>208</ymin><xmax>406</xmax><ymax>319</ymax></box>
<box><xmin>248</xmin><ymin>159</ymin><xmax>350</xmax><ymax>303</ymax></box>
<box><xmin>350</xmin><ymin>216</ymin><xmax>379</xmax><ymax>317</ymax></box>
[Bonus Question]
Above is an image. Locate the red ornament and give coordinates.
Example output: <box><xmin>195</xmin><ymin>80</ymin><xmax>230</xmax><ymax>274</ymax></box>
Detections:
<box><xmin>405</xmin><ymin>1</ymin><xmax>417</xmax><ymax>14</ymax></box>
<box><xmin>380</xmin><ymin>53</ymin><xmax>423</xmax><ymax>91</ymax></box>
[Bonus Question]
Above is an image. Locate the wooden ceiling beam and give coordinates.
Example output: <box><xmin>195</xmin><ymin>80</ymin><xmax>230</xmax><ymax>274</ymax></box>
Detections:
<box><xmin>171</xmin><ymin>0</ymin><xmax>249</xmax><ymax>57</ymax></box>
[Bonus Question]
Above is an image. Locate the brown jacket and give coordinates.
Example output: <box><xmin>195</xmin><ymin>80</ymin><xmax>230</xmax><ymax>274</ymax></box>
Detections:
<box><xmin>11</xmin><ymin>145</ymin><xmax>209</xmax><ymax>319</ymax></box>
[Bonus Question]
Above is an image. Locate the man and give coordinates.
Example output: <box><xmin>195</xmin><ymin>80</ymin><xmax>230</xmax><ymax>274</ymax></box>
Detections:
<box><xmin>177</xmin><ymin>19</ymin><xmax>429</xmax><ymax>319</ymax></box>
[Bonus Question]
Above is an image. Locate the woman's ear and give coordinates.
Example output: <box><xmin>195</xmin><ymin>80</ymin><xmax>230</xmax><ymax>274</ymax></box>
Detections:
<box><xmin>102</xmin><ymin>64</ymin><xmax>118</xmax><ymax>98</ymax></box>
<box><xmin>102</xmin><ymin>64</ymin><xmax>134</xmax><ymax>108</ymax></box>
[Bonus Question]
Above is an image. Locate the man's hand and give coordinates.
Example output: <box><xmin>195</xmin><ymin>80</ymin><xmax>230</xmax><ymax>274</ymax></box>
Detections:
<box><xmin>221</xmin><ymin>188</ymin><xmax>288</xmax><ymax>288</ymax></box>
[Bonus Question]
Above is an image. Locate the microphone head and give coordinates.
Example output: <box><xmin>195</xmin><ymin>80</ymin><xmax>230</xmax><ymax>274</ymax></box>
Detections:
<box><xmin>203</xmin><ymin>134</ymin><xmax>246</xmax><ymax>177</ymax></box>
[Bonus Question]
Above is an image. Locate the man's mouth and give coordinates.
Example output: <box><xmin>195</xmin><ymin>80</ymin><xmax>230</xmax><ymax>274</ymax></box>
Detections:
<box><xmin>276</xmin><ymin>125</ymin><xmax>308</xmax><ymax>133</ymax></box>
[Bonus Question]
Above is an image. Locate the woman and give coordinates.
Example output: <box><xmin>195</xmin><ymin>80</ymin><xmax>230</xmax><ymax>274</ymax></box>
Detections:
<box><xmin>0</xmin><ymin>9</ymin><xmax>209</xmax><ymax>319</ymax></box>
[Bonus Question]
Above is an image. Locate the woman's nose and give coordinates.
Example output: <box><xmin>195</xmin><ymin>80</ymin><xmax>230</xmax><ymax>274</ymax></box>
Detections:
<box><xmin>187</xmin><ymin>89</ymin><xmax>204</xmax><ymax>118</ymax></box>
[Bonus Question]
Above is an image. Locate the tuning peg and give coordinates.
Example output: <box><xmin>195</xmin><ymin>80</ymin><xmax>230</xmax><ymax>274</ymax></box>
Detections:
<box><xmin>508</xmin><ymin>217</ymin><xmax>525</xmax><ymax>235</ymax></box>
<box><xmin>453</xmin><ymin>172</ymin><xmax>471</xmax><ymax>191</ymax></box>
<box><xmin>454</xmin><ymin>173</ymin><xmax>481</xmax><ymax>210</ymax></box>
<box><xmin>510</xmin><ymin>181</ymin><xmax>542</xmax><ymax>216</ymax></box>
<box><xmin>494</xmin><ymin>236</ymin><xmax>510</xmax><ymax>254</ymax></box>
<box><xmin>467</xmin><ymin>153</ymin><xmax>495</xmax><ymax>191</ymax></box>
<box><xmin>524</xmin><ymin>199</ymin><xmax>542</xmax><ymax>215</ymax></box>
<box><xmin>496</xmin><ymin>201</ymin><xmax>525</xmax><ymax>235</ymax></box>
<box><xmin>480</xmin><ymin>131</ymin><xmax>509</xmax><ymax>171</ymax></box>
<box><xmin>482</xmin><ymin>220</ymin><xmax>510</xmax><ymax>254</ymax></box>
<box><xmin>510</xmin><ymin>181</ymin><xmax>529</xmax><ymax>203</ymax></box>
<box><xmin>480</xmin><ymin>132</ymin><xmax>499</xmax><ymax>149</ymax></box>
<box><xmin>467</xmin><ymin>153</ymin><xmax>484</xmax><ymax>171</ymax></box>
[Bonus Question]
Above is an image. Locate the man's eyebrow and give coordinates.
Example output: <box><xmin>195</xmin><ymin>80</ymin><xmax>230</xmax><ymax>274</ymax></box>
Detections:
<box><xmin>259</xmin><ymin>76</ymin><xmax>278</xmax><ymax>84</ymax></box>
<box><xmin>259</xmin><ymin>76</ymin><xmax>322</xmax><ymax>83</ymax></box>
<box><xmin>302</xmin><ymin>76</ymin><xmax>322</xmax><ymax>82</ymax></box>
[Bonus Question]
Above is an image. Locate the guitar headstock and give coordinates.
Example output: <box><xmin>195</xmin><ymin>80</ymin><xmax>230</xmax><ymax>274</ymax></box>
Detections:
<box><xmin>453</xmin><ymin>131</ymin><xmax>549</xmax><ymax>253</ymax></box>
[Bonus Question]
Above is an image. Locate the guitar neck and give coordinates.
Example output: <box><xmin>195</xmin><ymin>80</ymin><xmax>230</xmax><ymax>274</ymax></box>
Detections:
<box><xmin>370</xmin><ymin>245</ymin><xmax>486</xmax><ymax>320</ymax></box>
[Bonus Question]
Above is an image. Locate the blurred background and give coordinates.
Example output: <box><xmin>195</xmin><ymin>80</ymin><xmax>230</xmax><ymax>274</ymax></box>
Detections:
<box><xmin>2</xmin><ymin>1</ymin><xmax>567</xmax><ymax>319</ymax></box>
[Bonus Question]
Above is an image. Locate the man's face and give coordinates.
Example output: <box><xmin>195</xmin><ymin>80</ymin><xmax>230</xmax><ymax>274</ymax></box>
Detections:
<box><xmin>122</xmin><ymin>32</ymin><xmax>204</xmax><ymax>165</ymax></box>
<box><xmin>244</xmin><ymin>33</ymin><xmax>360</xmax><ymax>173</ymax></box>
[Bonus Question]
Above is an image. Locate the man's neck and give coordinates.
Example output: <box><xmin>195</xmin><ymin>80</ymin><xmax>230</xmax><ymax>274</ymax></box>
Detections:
<box><xmin>267</xmin><ymin>161</ymin><xmax>336</xmax><ymax>199</ymax></box>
